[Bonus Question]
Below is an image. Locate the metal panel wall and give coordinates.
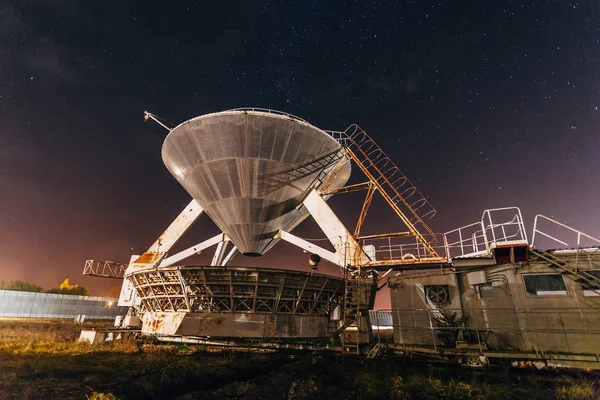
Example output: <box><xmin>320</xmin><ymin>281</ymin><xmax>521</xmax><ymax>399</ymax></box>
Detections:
<box><xmin>0</xmin><ymin>290</ymin><xmax>128</xmax><ymax>320</ymax></box>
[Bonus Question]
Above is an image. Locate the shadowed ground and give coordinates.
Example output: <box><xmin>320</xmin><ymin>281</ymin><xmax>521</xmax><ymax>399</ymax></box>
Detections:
<box><xmin>0</xmin><ymin>319</ymin><xmax>598</xmax><ymax>399</ymax></box>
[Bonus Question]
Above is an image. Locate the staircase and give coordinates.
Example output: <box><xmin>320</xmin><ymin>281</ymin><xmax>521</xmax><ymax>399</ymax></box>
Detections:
<box><xmin>338</xmin><ymin>272</ymin><xmax>377</xmax><ymax>355</ymax></box>
<box><xmin>342</xmin><ymin>279</ymin><xmax>360</xmax><ymax>355</ymax></box>
<box><xmin>340</xmin><ymin>276</ymin><xmax>361</xmax><ymax>354</ymax></box>
<box><xmin>529</xmin><ymin>248</ymin><xmax>600</xmax><ymax>289</ymax></box>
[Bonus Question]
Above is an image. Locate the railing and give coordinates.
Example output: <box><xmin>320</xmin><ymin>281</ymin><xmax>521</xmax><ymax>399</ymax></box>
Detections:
<box><xmin>443</xmin><ymin>222</ymin><xmax>490</xmax><ymax>259</ymax></box>
<box><xmin>325</xmin><ymin>130</ymin><xmax>349</xmax><ymax>146</ymax></box>
<box><xmin>482</xmin><ymin>207</ymin><xmax>528</xmax><ymax>245</ymax></box>
<box><xmin>227</xmin><ymin>108</ymin><xmax>309</xmax><ymax>123</ymax></box>
<box><xmin>532</xmin><ymin>214</ymin><xmax>600</xmax><ymax>250</ymax></box>
<box><xmin>360</xmin><ymin>234</ymin><xmax>447</xmax><ymax>265</ymax></box>
<box><xmin>444</xmin><ymin>207</ymin><xmax>528</xmax><ymax>259</ymax></box>
<box><xmin>387</xmin><ymin>307</ymin><xmax>600</xmax><ymax>358</ymax></box>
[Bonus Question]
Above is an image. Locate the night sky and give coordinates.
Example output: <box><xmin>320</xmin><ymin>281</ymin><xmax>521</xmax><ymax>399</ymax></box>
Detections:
<box><xmin>1</xmin><ymin>1</ymin><xmax>599</xmax><ymax>306</ymax></box>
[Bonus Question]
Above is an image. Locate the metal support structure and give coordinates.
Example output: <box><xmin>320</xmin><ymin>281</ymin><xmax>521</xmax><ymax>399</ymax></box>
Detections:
<box><xmin>211</xmin><ymin>235</ymin><xmax>230</xmax><ymax>266</ymax></box>
<box><xmin>532</xmin><ymin>214</ymin><xmax>600</xmax><ymax>250</ymax></box>
<box><xmin>221</xmin><ymin>246</ymin><xmax>238</xmax><ymax>266</ymax></box>
<box><xmin>159</xmin><ymin>234</ymin><xmax>224</xmax><ymax>268</ymax></box>
<box><xmin>144</xmin><ymin>111</ymin><xmax>173</xmax><ymax>131</ymax></box>
<box><xmin>277</xmin><ymin>230</ymin><xmax>340</xmax><ymax>266</ymax></box>
<box><xmin>321</xmin><ymin>181</ymin><xmax>372</xmax><ymax>196</ymax></box>
<box><xmin>128</xmin><ymin>199</ymin><xmax>204</xmax><ymax>272</ymax></box>
<box><xmin>83</xmin><ymin>260</ymin><xmax>127</xmax><ymax>278</ymax></box>
<box><xmin>354</xmin><ymin>183</ymin><xmax>376</xmax><ymax>238</ymax></box>
<box><xmin>336</xmin><ymin>125</ymin><xmax>439</xmax><ymax>258</ymax></box>
<box><xmin>344</xmin><ymin>145</ymin><xmax>439</xmax><ymax>258</ymax></box>
<box><xmin>301</xmin><ymin>189</ymin><xmax>369</xmax><ymax>268</ymax></box>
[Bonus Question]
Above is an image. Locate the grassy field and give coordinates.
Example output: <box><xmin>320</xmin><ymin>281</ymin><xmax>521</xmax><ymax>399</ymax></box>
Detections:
<box><xmin>0</xmin><ymin>319</ymin><xmax>598</xmax><ymax>399</ymax></box>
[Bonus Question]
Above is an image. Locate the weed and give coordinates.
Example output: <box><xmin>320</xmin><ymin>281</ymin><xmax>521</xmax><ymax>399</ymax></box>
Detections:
<box><xmin>87</xmin><ymin>393</ymin><xmax>118</xmax><ymax>400</ymax></box>
<box><xmin>1</xmin><ymin>319</ymin><xmax>599</xmax><ymax>399</ymax></box>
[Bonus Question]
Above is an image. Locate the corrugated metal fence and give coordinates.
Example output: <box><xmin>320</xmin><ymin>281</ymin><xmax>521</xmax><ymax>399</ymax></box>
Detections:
<box><xmin>0</xmin><ymin>290</ymin><xmax>127</xmax><ymax>320</ymax></box>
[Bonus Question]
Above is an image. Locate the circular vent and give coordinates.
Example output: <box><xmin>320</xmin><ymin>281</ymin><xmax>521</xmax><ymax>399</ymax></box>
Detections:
<box><xmin>426</xmin><ymin>285</ymin><xmax>448</xmax><ymax>305</ymax></box>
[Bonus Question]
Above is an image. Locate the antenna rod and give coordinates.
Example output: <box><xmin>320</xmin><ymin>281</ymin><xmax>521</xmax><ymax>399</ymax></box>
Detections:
<box><xmin>144</xmin><ymin>111</ymin><xmax>172</xmax><ymax>132</ymax></box>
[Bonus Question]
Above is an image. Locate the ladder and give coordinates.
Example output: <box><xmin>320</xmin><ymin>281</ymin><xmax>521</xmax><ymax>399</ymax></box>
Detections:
<box><xmin>339</xmin><ymin>271</ymin><xmax>376</xmax><ymax>355</ymax></box>
<box><xmin>333</xmin><ymin>125</ymin><xmax>441</xmax><ymax>260</ymax></box>
<box><xmin>341</xmin><ymin>276</ymin><xmax>360</xmax><ymax>355</ymax></box>
<box><xmin>529</xmin><ymin>248</ymin><xmax>600</xmax><ymax>289</ymax></box>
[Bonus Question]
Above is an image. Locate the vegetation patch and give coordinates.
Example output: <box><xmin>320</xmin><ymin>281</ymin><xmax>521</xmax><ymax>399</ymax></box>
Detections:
<box><xmin>0</xmin><ymin>319</ymin><xmax>598</xmax><ymax>399</ymax></box>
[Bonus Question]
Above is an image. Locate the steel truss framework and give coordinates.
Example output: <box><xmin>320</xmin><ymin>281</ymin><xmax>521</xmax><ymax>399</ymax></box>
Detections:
<box><xmin>130</xmin><ymin>266</ymin><xmax>345</xmax><ymax>315</ymax></box>
<box><xmin>83</xmin><ymin>260</ymin><xmax>128</xmax><ymax>279</ymax></box>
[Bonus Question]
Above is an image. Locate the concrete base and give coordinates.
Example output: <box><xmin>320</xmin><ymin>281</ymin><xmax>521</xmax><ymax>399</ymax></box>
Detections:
<box><xmin>79</xmin><ymin>330</ymin><xmax>107</xmax><ymax>344</ymax></box>
<box><xmin>79</xmin><ymin>330</ymin><xmax>135</xmax><ymax>344</ymax></box>
<box><xmin>141</xmin><ymin>312</ymin><xmax>330</xmax><ymax>338</ymax></box>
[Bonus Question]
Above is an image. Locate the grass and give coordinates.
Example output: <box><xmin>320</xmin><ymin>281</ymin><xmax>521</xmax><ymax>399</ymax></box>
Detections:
<box><xmin>0</xmin><ymin>319</ymin><xmax>598</xmax><ymax>399</ymax></box>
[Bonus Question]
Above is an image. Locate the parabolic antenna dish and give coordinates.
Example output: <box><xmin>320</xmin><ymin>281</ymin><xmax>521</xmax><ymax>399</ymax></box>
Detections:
<box><xmin>162</xmin><ymin>109</ymin><xmax>350</xmax><ymax>256</ymax></box>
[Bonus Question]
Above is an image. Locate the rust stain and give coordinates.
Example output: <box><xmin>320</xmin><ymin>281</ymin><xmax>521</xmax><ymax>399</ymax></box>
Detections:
<box><xmin>146</xmin><ymin>313</ymin><xmax>166</xmax><ymax>333</ymax></box>
<box><xmin>133</xmin><ymin>252</ymin><xmax>164</xmax><ymax>264</ymax></box>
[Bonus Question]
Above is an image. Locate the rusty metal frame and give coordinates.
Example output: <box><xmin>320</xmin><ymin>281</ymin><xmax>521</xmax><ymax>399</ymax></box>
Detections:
<box><xmin>130</xmin><ymin>199</ymin><xmax>204</xmax><ymax>269</ymax></box>
<box><xmin>343</xmin><ymin>144</ymin><xmax>438</xmax><ymax>258</ymax></box>
<box><xmin>323</xmin><ymin>125</ymin><xmax>445</xmax><ymax>265</ymax></box>
<box><xmin>354</xmin><ymin>183</ymin><xmax>376</xmax><ymax>238</ymax></box>
<box><xmin>319</xmin><ymin>156</ymin><xmax>351</xmax><ymax>193</ymax></box>
<box><xmin>321</xmin><ymin>181</ymin><xmax>372</xmax><ymax>196</ymax></box>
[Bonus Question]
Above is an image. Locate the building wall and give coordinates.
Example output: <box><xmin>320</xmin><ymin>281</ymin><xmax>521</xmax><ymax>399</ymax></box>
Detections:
<box><xmin>389</xmin><ymin>252</ymin><xmax>600</xmax><ymax>355</ymax></box>
<box><xmin>0</xmin><ymin>290</ymin><xmax>127</xmax><ymax>320</ymax></box>
<box><xmin>390</xmin><ymin>270</ymin><xmax>461</xmax><ymax>346</ymax></box>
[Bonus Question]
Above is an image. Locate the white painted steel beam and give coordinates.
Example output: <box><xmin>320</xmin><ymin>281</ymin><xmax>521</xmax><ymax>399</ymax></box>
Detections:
<box><xmin>211</xmin><ymin>234</ymin><xmax>230</xmax><ymax>266</ymax></box>
<box><xmin>302</xmin><ymin>189</ymin><xmax>369</xmax><ymax>267</ymax></box>
<box><xmin>128</xmin><ymin>199</ymin><xmax>204</xmax><ymax>271</ymax></box>
<box><xmin>221</xmin><ymin>246</ymin><xmax>238</xmax><ymax>266</ymax></box>
<box><xmin>277</xmin><ymin>230</ymin><xmax>340</xmax><ymax>266</ymax></box>
<box><xmin>159</xmin><ymin>234</ymin><xmax>224</xmax><ymax>268</ymax></box>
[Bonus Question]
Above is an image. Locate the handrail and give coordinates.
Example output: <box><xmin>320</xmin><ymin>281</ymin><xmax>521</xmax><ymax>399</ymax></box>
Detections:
<box><xmin>482</xmin><ymin>207</ymin><xmax>527</xmax><ymax>244</ymax></box>
<box><xmin>532</xmin><ymin>214</ymin><xmax>600</xmax><ymax>249</ymax></box>
<box><xmin>444</xmin><ymin>207</ymin><xmax>528</xmax><ymax>259</ymax></box>
<box><xmin>227</xmin><ymin>108</ymin><xmax>309</xmax><ymax>123</ymax></box>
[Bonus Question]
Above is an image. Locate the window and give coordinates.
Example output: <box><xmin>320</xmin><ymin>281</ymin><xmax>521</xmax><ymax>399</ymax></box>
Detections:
<box><xmin>580</xmin><ymin>270</ymin><xmax>600</xmax><ymax>297</ymax></box>
<box><xmin>523</xmin><ymin>274</ymin><xmax>567</xmax><ymax>296</ymax></box>
<box><xmin>478</xmin><ymin>284</ymin><xmax>495</xmax><ymax>299</ymax></box>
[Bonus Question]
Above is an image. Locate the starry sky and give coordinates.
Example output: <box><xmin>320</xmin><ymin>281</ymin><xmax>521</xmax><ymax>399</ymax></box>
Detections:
<box><xmin>1</xmin><ymin>1</ymin><xmax>599</xmax><ymax>306</ymax></box>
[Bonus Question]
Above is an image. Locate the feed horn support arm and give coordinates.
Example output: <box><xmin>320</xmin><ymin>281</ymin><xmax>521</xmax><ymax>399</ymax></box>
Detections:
<box><xmin>278</xmin><ymin>189</ymin><xmax>370</xmax><ymax>269</ymax></box>
<box><xmin>126</xmin><ymin>199</ymin><xmax>204</xmax><ymax>273</ymax></box>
